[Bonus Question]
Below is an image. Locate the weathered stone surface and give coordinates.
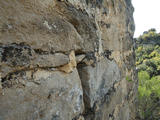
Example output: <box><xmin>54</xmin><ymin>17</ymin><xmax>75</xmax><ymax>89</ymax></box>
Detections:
<box><xmin>0</xmin><ymin>43</ymin><xmax>70</xmax><ymax>78</ymax></box>
<box><xmin>77</xmin><ymin>58</ymin><xmax>135</xmax><ymax>120</ymax></box>
<box><xmin>77</xmin><ymin>58</ymin><xmax>121</xmax><ymax>109</ymax></box>
<box><xmin>33</xmin><ymin>53</ymin><xmax>69</xmax><ymax>68</ymax></box>
<box><xmin>0</xmin><ymin>0</ymin><xmax>98</xmax><ymax>52</ymax></box>
<box><xmin>0</xmin><ymin>69</ymin><xmax>84</xmax><ymax>120</ymax></box>
<box><xmin>0</xmin><ymin>0</ymin><xmax>137</xmax><ymax>120</ymax></box>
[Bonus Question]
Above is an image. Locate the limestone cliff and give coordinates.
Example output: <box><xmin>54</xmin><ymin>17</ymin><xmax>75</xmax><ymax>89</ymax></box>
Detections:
<box><xmin>0</xmin><ymin>0</ymin><xmax>137</xmax><ymax>120</ymax></box>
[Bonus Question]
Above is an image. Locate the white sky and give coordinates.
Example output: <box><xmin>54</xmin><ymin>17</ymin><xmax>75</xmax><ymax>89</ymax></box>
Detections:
<box><xmin>132</xmin><ymin>0</ymin><xmax>160</xmax><ymax>37</ymax></box>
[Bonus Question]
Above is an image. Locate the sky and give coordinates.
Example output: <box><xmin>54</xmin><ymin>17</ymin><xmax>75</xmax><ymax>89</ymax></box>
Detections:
<box><xmin>132</xmin><ymin>0</ymin><xmax>160</xmax><ymax>37</ymax></box>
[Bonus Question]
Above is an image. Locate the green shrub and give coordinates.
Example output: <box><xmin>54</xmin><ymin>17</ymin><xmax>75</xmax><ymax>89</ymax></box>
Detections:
<box><xmin>136</xmin><ymin>29</ymin><xmax>160</xmax><ymax>119</ymax></box>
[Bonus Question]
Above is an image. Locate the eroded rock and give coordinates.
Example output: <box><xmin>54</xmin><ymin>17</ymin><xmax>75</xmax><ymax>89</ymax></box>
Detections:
<box><xmin>0</xmin><ymin>69</ymin><xmax>84</xmax><ymax>120</ymax></box>
<box><xmin>0</xmin><ymin>0</ymin><xmax>137</xmax><ymax>119</ymax></box>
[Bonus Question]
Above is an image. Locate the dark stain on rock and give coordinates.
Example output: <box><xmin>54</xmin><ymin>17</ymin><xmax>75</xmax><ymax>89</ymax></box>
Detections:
<box><xmin>51</xmin><ymin>115</ymin><xmax>60</xmax><ymax>120</ymax></box>
<box><xmin>85</xmin><ymin>0</ymin><xmax>103</xmax><ymax>8</ymax></box>
<box><xmin>1</xmin><ymin>71</ymin><xmax>27</xmax><ymax>88</ymax></box>
<box><xmin>0</xmin><ymin>43</ymin><xmax>33</xmax><ymax>66</ymax></box>
<box><xmin>106</xmin><ymin>24</ymin><xmax>111</xmax><ymax>29</ymax></box>
<box><xmin>103</xmin><ymin>49</ymin><xmax>113</xmax><ymax>61</ymax></box>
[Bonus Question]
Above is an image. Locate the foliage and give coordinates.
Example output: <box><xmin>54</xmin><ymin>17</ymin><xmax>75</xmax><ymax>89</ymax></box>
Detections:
<box><xmin>136</xmin><ymin>29</ymin><xmax>160</xmax><ymax>120</ymax></box>
<box><xmin>126</xmin><ymin>75</ymin><xmax>133</xmax><ymax>82</ymax></box>
<box><xmin>136</xmin><ymin>42</ymin><xmax>160</xmax><ymax>77</ymax></box>
<box><xmin>136</xmin><ymin>28</ymin><xmax>160</xmax><ymax>45</ymax></box>
<box><xmin>138</xmin><ymin>72</ymin><xmax>160</xmax><ymax>120</ymax></box>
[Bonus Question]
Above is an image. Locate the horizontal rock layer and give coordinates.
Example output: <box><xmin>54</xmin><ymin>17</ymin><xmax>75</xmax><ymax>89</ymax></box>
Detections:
<box><xmin>0</xmin><ymin>0</ymin><xmax>137</xmax><ymax>120</ymax></box>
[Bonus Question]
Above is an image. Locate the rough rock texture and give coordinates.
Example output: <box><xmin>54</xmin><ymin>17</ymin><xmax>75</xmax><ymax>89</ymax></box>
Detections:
<box><xmin>0</xmin><ymin>0</ymin><xmax>137</xmax><ymax>120</ymax></box>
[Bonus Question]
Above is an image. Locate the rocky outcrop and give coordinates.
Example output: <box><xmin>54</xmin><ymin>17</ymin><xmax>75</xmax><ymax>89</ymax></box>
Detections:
<box><xmin>0</xmin><ymin>0</ymin><xmax>137</xmax><ymax>120</ymax></box>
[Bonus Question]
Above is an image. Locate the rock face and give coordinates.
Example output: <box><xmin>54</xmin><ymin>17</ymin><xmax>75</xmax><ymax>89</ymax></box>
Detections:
<box><xmin>0</xmin><ymin>0</ymin><xmax>137</xmax><ymax>120</ymax></box>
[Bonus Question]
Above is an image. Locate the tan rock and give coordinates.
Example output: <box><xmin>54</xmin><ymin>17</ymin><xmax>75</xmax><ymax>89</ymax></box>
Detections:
<box><xmin>77</xmin><ymin>116</ymin><xmax>85</xmax><ymax>120</ymax></box>
<box><xmin>58</xmin><ymin>50</ymin><xmax>77</xmax><ymax>73</ymax></box>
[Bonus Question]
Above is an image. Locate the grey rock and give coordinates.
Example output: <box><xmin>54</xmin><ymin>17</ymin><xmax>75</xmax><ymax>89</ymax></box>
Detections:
<box><xmin>77</xmin><ymin>58</ymin><xmax>121</xmax><ymax>109</ymax></box>
<box><xmin>33</xmin><ymin>53</ymin><xmax>69</xmax><ymax>67</ymax></box>
<box><xmin>0</xmin><ymin>69</ymin><xmax>84</xmax><ymax>120</ymax></box>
